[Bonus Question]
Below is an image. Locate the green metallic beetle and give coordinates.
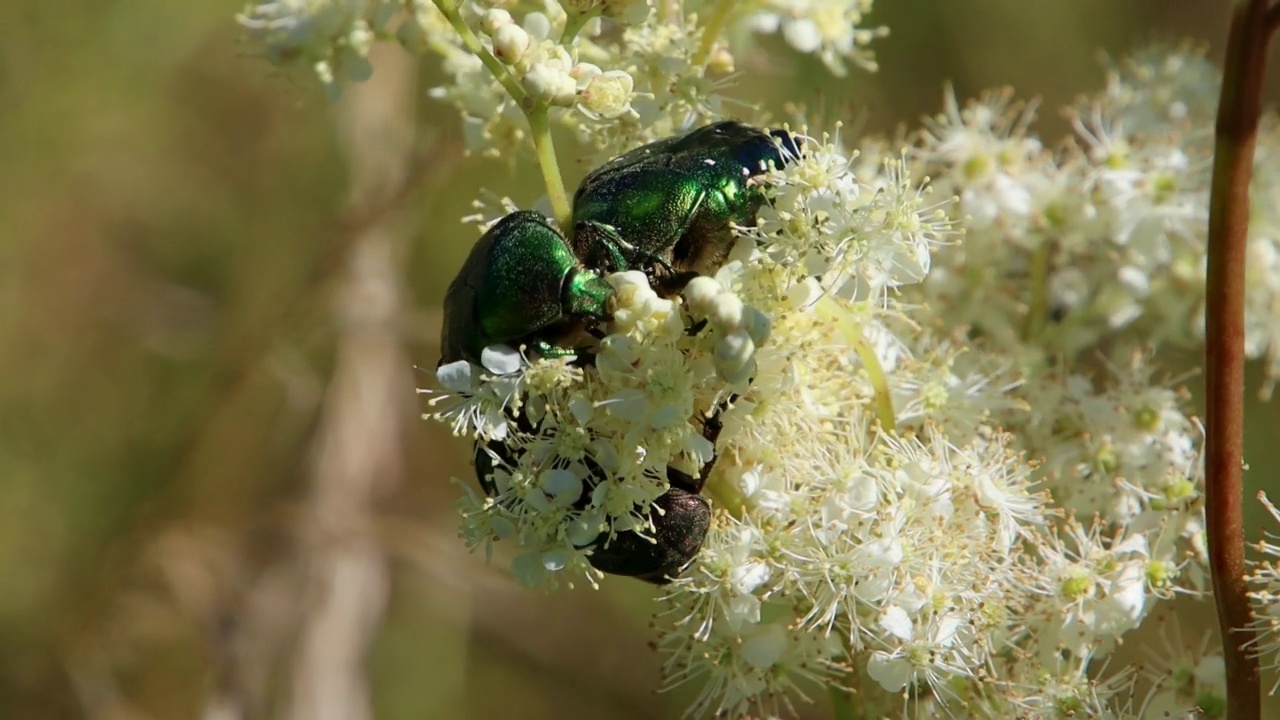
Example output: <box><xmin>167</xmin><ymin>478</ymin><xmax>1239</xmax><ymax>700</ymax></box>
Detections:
<box><xmin>571</xmin><ymin>120</ymin><xmax>800</xmax><ymax>295</ymax></box>
<box><xmin>439</xmin><ymin>121</ymin><xmax>799</xmax><ymax>365</ymax></box>
<box><xmin>440</xmin><ymin>210</ymin><xmax>614</xmax><ymax>365</ymax></box>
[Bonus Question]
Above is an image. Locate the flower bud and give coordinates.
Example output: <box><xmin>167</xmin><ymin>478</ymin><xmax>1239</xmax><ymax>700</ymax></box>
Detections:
<box><xmin>607</xmin><ymin>270</ymin><xmax>655</xmax><ymax>315</ymax></box>
<box><xmin>347</xmin><ymin>20</ymin><xmax>374</xmax><ymax>56</ymax></box>
<box><xmin>682</xmin><ymin>276</ymin><xmax>723</xmax><ymax>318</ymax></box>
<box><xmin>639</xmin><ymin>294</ymin><xmax>674</xmax><ymax>322</ymax></box>
<box><xmin>570</xmin><ymin>62</ymin><xmax>603</xmax><ymax>86</ymax></box>
<box><xmin>605</xmin><ymin>0</ymin><xmax>652</xmax><ymax>25</ymax></box>
<box><xmin>607</xmin><ymin>269</ymin><xmax>650</xmax><ymax>292</ymax></box>
<box><xmin>707</xmin><ymin>47</ymin><xmax>736</xmax><ymax>75</ymax></box>
<box><xmin>481</xmin><ymin>8</ymin><xmax>513</xmax><ymax>35</ymax></box>
<box><xmin>523</xmin><ymin>11</ymin><xmax>552</xmax><ymax>41</ymax></box>
<box><xmin>395</xmin><ymin>18</ymin><xmax>429</xmax><ymax>54</ymax></box>
<box><xmin>610</xmin><ymin>307</ymin><xmax>637</xmax><ymax>332</ymax></box>
<box><xmin>710</xmin><ymin>292</ymin><xmax>745</xmax><ymax>332</ymax></box>
<box><xmin>543</xmin><ymin>2</ymin><xmax>568</xmax><ymax>37</ymax></box>
<box><xmin>714</xmin><ymin>329</ymin><xmax>757</xmax><ymax>384</ymax></box>
<box><xmin>740</xmin><ymin>306</ymin><xmax>772</xmax><ymax>347</ymax></box>
<box><xmin>715</xmin><ymin>329</ymin><xmax>755</xmax><ymax>367</ymax></box>
<box><xmin>523</xmin><ymin>64</ymin><xmax>576</xmax><ymax>107</ymax></box>
<box><xmin>551</xmin><ymin>74</ymin><xmax>579</xmax><ymax>107</ymax></box>
<box><xmin>492</xmin><ymin>24</ymin><xmax>531</xmax><ymax>64</ymax></box>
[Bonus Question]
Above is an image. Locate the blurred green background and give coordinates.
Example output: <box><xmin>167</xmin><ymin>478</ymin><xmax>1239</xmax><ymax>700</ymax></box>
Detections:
<box><xmin>2</xmin><ymin>1</ymin><xmax>1278</xmax><ymax>718</ymax></box>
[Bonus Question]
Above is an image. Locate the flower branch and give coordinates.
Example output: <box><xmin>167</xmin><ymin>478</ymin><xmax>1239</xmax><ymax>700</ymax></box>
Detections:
<box><xmin>693</xmin><ymin>0</ymin><xmax>737</xmax><ymax>67</ymax></box>
<box><xmin>430</xmin><ymin>0</ymin><xmax>527</xmax><ymax>104</ymax></box>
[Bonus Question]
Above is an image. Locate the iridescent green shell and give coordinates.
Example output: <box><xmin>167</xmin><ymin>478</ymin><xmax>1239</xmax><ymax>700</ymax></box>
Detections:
<box><xmin>571</xmin><ymin>121</ymin><xmax>798</xmax><ymax>292</ymax></box>
<box><xmin>440</xmin><ymin>210</ymin><xmax>612</xmax><ymax>364</ymax></box>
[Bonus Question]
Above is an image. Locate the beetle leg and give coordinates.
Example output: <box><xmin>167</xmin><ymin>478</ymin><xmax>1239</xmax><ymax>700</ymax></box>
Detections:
<box><xmin>666</xmin><ymin>393</ymin><xmax>736</xmax><ymax>495</ymax></box>
<box><xmin>572</xmin><ymin>219</ymin><xmax>691</xmax><ymax>297</ymax></box>
<box><xmin>572</xmin><ymin>220</ymin><xmax>631</xmax><ymax>273</ymax></box>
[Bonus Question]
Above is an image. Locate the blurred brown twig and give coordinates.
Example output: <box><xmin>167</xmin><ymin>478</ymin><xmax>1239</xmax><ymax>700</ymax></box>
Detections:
<box><xmin>202</xmin><ymin>42</ymin><xmax>423</xmax><ymax>720</ymax></box>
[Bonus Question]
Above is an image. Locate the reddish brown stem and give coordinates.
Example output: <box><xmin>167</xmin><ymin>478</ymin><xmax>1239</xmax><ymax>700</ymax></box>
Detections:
<box><xmin>1205</xmin><ymin>3</ymin><xmax>1277</xmax><ymax>719</ymax></box>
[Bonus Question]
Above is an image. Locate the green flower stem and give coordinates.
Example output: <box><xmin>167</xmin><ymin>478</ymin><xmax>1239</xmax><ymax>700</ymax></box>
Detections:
<box><xmin>431</xmin><ymin>0</ymin><xmax>572</xmax><ymax>232</ymax></box>
<box><xmin>850</xmin><ymin>329</ymin><xmax>896</xmax><ymax>431</ymax></box>
<box><xmin>527</xmin><ymin>108</ymin><xmax>573</xmax><ymax>233</ymax></box>
<box><xmin>692</xmin><ymin>0</ymin><xmax>737</xmax><ymax>66</ymax></box>
<box><xmin>828</xmin><ymin>683</ymin><xmax>856</xmax><ymax>720</ymax></box>
<box><xmin>658</xmin><ymin>0</ymin><xmax>674</xmax><ymax>23</ymax></box>
<box><xmin>1204</xmin><ymin>3</ymin><xmax>1279</xmax><ymax>719</ymax></box>
<box><xmin>561</xmin><ymin>9</ymin><xmax>599</xmax><ymax>45</ymax></box>
<box><xmin>828</xmin><ymin>642</ymin><xmax>862</xmax><ymax>720</ymax></box>
<box><xmin>1022</xmin><ymin>242</ymin><xmax>1051</xmax><ymax>342</ymax></box>
<box><xmin>702</xmin><ymin>477</ymin><xmax>745</xmax><ymax>521</ymax></box>
<box><xmin>817</xmin><ymin>297</ymin><xmax>896</xmax><ymax>430</ymax></box>
<box><xmin>431</xmin><ymin>0</ymin><xmax>527</xmax><ymax>106</ymax></box>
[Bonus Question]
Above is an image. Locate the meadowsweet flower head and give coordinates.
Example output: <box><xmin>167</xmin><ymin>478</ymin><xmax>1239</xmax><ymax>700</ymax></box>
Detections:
<box><xmin>420</xmin><ymin>73</ymin><xmax>1228</xmax><ymax>709</ymax></box>
<box><xmin>429</xmin><ymin>119</ymin><xmax>1082</xmax><ymax>713</ymax></box>
<box><xmin>745</xmin><ymin>130</ymin><xmax>958</xmax><ymax>301</ymax></box>
<box><xmin>240</xmin><ymin>1</ymin><xmax>1280</xmax><ymax>713</ymax></box>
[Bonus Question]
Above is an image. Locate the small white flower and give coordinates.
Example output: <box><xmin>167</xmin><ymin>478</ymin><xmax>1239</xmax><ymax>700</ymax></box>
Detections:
<box><xmin>579</xmin><ymin>70</ymin><xmax>636</xmax><ymax>120</ymax></box>
<box><xmin>425</xmin><ymin>346</ymin><xmax>527</xmax><ymax>441</ymax></box>
<box><xmin>1141</xmin><ymin>623</ymin><xmax>1227</xmax><ymax>718</ymax></box>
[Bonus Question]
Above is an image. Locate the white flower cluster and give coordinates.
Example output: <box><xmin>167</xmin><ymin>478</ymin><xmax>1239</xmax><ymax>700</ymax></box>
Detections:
<box><xmin>237</xmin><ymin>0</ymin><xmax>401</xmax><ymax>97</ymax></box>
<box><xmin>424</xmin><ymin>48</ymin><xmax>1268</xmax><ymax>713</ymax></box>
<box><xmin>240</xmin><ymin>1</ymin><xmax>889</xmax><ymax>162</ymax></box>
<box><xmin>911</xmin><ymin>45</ymin><xmax>1280</xmax><ymax>397</ymax></box>
<box><xmin>429</xmin><ymin>135</ymin><xmax>1109</xmax><ymax>716</ymax></box>
<box><xmin>977</xmin><ymin>653</ymin><xmax>1143</xmax><ymax>720</ymax></box>
<box><xmin>560</xmin><ymin>0</ymin><xmax>887</xmax><ymax>162</ymax></box>
<box><xmin>427</xmin><ymin>0</ymin><xmax>741</xmax><ymax>163</ymax></box>
<box><xmin>429</xmin><ymin>270</ymin><xmax>766</xmax><ymax>589</ymax></box>
<box><xmin>742</xmin><ymin>137</ymin><xmax>954</xmax><ymax>301</ymax></box>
